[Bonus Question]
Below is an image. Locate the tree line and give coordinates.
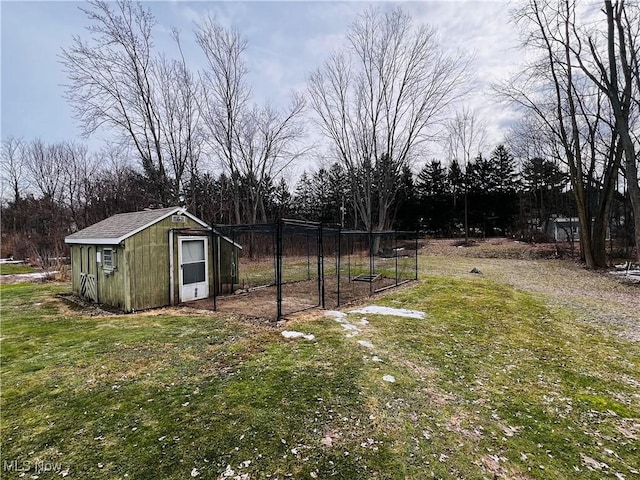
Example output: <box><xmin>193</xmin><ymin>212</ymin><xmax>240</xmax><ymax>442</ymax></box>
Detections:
<box><xmin>1</xmin><ymin>0</ymin><xmax>638</xmax><ymax>268</ymax></box>
<box><xmin>2</xmin><ymin>135</ymin><xmax>633</xmax><ymax>264</ymax></box>
<box><xmin>291</xmin><ymin>143</ymin><xmax>633</xmax><ymax>249</ymax></box>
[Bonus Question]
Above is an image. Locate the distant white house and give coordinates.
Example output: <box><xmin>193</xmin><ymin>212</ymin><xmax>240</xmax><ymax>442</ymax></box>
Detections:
<box><xmin>546</xmin><ymin>217</ymin><xmax>610</xmax><ymax>242</ymax></box>
<box><xmin>546</xmin><ymin>217</ymin><xmax>579</xmax><ymax>242</ymax></box>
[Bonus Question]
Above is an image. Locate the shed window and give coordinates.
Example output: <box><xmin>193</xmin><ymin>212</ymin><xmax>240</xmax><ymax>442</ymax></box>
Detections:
<box><xmin>103</xmin><ymin>248</ymin><xmax>117</xmax><ymax>270</ymax></box>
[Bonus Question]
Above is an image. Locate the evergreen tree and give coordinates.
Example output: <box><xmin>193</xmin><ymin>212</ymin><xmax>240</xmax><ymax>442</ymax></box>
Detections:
<box><xmin>491</xmin><ymin>144</ymin><xmax>520</xmax><ymax>193</ymax></box>
<box><xmin>394</xmin><ymin>165</ymin><xmax>420</xmax><ymax>230</ymax></box>
<box><xmin>521</xmin><ymin>157</ymin><xmax>567</xmax><ymax>193</ymax></box>
<box><xmin>416</xmin><ymin>160</ymin><xmax>448</xmax><ymax>197</ymax></box>
<box><xmin>292</xmin><ymin>172</ymin><xmax>315</xmax><ymax>221</ymax></box>
<box><xmin>310</xmin><ymin>168</ymin><xmax>332</xmax><ymax>222</ymax></box>
<box><xmin>272</xmin><ymin>177</ymin><xmax>293</xmax><ymax>219</ymax></box>
<box><xmin>489</xmin><ymin>145</ymin><xmax>520</xmax><ymax>235</ymax></box>
<box><xmin>415</xmin><ymin>160</ymin><xmax>451</xmax><ymax>235</ymax></box>
<box><xmin>467</xmin><ymin>154</ymin><xmax>499</xmax><ymax>193</ymax></box>
<box><xmin>520</xmin><ymin>157</ymin><xmax>569</xmax><ymax>236</ymax></box>
<box><xmin>327</xmin><ymin>162</ymin><xmax>351</xmax><ymax>227</ymax></box>
<box><xmin>448</xmin><ymin>159</ymin><xmax>464</xmax><ymax>204</ymax></box>
<box><xmin>464</xmin><ymin>147</ymin><xmax>521</xmax><ymax>236</ymax></box>
<box><xmin>372</xmin><ymin>153</ymin><xmax>406</xmax><ymax>230</ymax></box>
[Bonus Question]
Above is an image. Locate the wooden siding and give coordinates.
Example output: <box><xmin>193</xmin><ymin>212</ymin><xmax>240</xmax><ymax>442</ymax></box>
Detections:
<box><xmin>126</xmin><ymin>216</ymin><xmax>204</xmax><ymax>311</ymax></box>
<box><xmin>70</xmin><ymin>246</ymin><xmax>81</xmax><ymax>293</ymax></box>
<box><xmin>71</xmin><ymin>244</ymin><xmax>128</xmax><ymax>308</ymax></box>
<box><xmin>96</xmin><ymin>245</ymin><xmax>127</xmax><ymax>310</ymax></box>
<box><xmin>70</xmin><ymin>245</ymin><xmax>98</xmax><ymax>301</ymax></box>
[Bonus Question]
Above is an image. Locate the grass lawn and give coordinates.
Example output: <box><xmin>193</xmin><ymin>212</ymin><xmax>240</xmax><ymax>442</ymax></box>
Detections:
<box><xmin>0</xmin><ymin>263</ymin><xmax>35</xmax><ymax>275</ymax></box>
<box><xmin>1</xmin><ymin>255</ymin><xmax>638</xmax><ymax>479</ymax></box>
<box><xmin>237</xmin><ymin>254</ymin><xmax>416</xmax><ymax>288</ymax></box>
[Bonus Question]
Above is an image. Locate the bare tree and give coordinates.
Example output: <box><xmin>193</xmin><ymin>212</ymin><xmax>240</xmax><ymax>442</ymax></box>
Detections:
<box><xmin>21</xmin><ymin>140</ymin><xmax>70</xmax><ymax>264</ymax></box>
<box><xmin>196</xmin><ymin>15</ymin><xmax>307</xmax><ymax>224</ymax></box>
<box><xmin>196</xmin><ymin>14</ymin><xmax>250</xmax><ymax>223</ymax></box>
<box><xmin>61</xmin><ymin>0</ymin><xmax>169</xmax><ymax>202</ymax></box>
<box><xmin>445</xmin><ymin>109</ymin><xmax>487</xmax><ymax>169</ymax></box>
<box><xmin>155</xmin><ymin>30</ymin><xmax>203</xmax><ymax>206</ymax></box>
<box><xmin>61</xmin><ymin>0</ymin><xmax>203</xmax><ymax>206</ymax></box>
<box><xmin>444</xmin><ymin>108</ymin><xmax>487</xmax><ymax>242</ymax></box>
<box><xmin>1</xmin><ymin>137</ymin><xmax>29</xmax><ymax>204</ymax></box>
<box><xmin>507</xmin><ymin>114</ymin><xmax>558</xmax><ymax>162</ymax></box>
<box><xmin>568</xmin><ymin>0</ymin><xmax>640</xmax><ymax>263</ymax></box>
<box><xmin>1</xmin><ymin>137</ymin><xmax>30</xmax><ymax>235</ymax></box>
<box><xmin>83</xmin><ymin>144</ymin><xmax>151</xmax><ymax>222</ymax></box>
<box><xmin>235</xmin><ymin>95</ymin><xmax>307</xmax><ymax>223</ymax></box>
<box><xmin>59</xmin><ymin>141</ymin><xmax>97</xmax><ymax>230</ymax></box>
<box><xmin>308</xmin><ymin>7</ymin><xmax>470</xmax><ymax>232</ymax></box>
<box><xmin>26</xmin><ymin>139</ymin><xmax>65</xmax><ymax>203</ymax></box>
<box><xmin>497</xmin><ymin>0</ymin><xmax>627</xmax><ymax>268</ymax></box>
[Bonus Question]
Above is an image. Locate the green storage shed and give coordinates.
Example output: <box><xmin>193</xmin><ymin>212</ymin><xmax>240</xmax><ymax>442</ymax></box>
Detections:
<box><xmin>64</xmin><ymin>207</ymin><xmax>241</xmax><ymax>312</ymax></box>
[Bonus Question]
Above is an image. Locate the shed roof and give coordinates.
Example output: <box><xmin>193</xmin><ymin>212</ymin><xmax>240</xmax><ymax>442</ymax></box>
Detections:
<box><xmin>65</xmin><ymin>207</ymin><xmax>208</xmax><ymax>245</ymax></box>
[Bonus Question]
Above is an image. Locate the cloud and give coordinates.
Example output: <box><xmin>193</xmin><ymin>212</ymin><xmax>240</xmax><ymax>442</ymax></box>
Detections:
<box><xmin>2</xmin><ymin>0</ymin><xmax>533</xmax><ymax>172</ymax></box>
<box><xmin>401</xmin><ymin>2</ymin><xmax>529</xmax><ymax>154</ymax></box>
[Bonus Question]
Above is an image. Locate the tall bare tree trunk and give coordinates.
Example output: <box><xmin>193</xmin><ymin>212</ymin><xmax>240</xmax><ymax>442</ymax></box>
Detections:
<box><xmin>499</xmin><ymin>0</ymin><xmax>632</xmax><ymax>268</ymax></box>
<box><xmin>573</xmin><ymin>1</ymin><xmax>640</xmax><ymax>263</ymax></box>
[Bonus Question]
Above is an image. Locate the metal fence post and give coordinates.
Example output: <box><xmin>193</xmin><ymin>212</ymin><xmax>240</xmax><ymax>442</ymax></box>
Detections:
<box><xmin>276</xmin><ymin>219</ymin><xmax>283</xmax><ymax>320</ymax></box>
<box><xmin>415</xmin><ymin>230</ymin><xmax>419</xmax><ymax>280</ymax></box>
<box><xmin>369</xmin><ymin>230</ymin><xmax>374</xmax><ymax>296</ymax></box>
<box><xmin>348</xmin><ymin>234</ymin><xmax>351</xmax><ymax>282</ymax></box>
<box><xmin>307</xmin><ymin>234</ymin><xmax>311</xmax><ymax>281</ymax></box>
<box><xmin>319</xmin><ymin>223</ymin><xmax>325</xmax><ymax>309</ymax></box>
<box><xmin>211</xmin><ymin>229</ymin><xmax>217</xmax><ymax>311</ymax></box>
<box><xmin>336</xmin><ymin>226</ymin><xmax>341</xmax><ymax>307</ymax></box>
<box><xmin>395</xmin><ymin>231</ymin><xmax>398</xmax><ymax>286</ymax></box>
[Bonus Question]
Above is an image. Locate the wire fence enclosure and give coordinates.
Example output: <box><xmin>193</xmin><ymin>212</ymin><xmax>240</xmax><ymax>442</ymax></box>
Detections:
<box><xmin>205</xmin><ymin>219</ymin><xmax>418</xmax><ymax>321</ymax></box>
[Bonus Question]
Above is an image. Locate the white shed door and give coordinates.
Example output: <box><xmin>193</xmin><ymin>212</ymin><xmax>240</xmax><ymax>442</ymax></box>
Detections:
<box><xmin>179</xmin><ymin>237</ymin><xmax>208</xmax><ymax>302</ymax></box>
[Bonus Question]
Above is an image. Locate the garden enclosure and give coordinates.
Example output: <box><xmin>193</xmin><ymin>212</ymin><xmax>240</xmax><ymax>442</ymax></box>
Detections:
<box><xmin>203</xmin><ymin>219</ymin><xmax>418</xmax><ymax>321</ymax></box>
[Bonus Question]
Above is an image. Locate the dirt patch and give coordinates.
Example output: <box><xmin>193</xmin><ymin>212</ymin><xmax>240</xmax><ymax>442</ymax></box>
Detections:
<box><xmin>188</xmin><ymin>274</ymin><xmax>404</xmax><ymax>321</ymax></box>
<box><xmin>422</xmin><ymin>237</ymin><xmax>572</xmax><ymax>260</ymax></box>
<box><xmin>479</xmin><ymin>455</ymin><xmax>531</xmax><ymax>480</ymax></box>
<box><xmin>446</xmin><ymin>414</ymin><xmax>483</xmax><ymax>441</ymax></box>
<box><xmin>57</xmin><ymin>293</ymin><xmax>119</xmax><ymax>316</ymax></box>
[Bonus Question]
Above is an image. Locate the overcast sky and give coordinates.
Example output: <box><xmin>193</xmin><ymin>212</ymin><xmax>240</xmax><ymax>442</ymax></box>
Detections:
<box><xmin>1</xmin><ymin>0</ymin><xmax>525</xmax><ymax>176</ymax></box>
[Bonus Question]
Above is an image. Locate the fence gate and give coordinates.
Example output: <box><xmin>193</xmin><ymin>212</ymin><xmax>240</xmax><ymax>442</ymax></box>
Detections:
<box><xmin>80</xmin><ymin>273</ymin><xmax>97</xmax><ymax>302</ymax></box>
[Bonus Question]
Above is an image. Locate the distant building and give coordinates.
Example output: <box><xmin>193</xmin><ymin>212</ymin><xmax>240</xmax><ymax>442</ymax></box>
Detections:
<box><xmin>546</xmin><ymin>217</ymin><xmax>610</xmax><ymax>242</ymax></box>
